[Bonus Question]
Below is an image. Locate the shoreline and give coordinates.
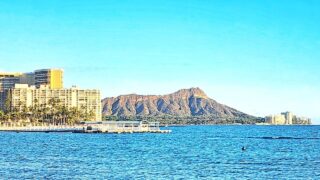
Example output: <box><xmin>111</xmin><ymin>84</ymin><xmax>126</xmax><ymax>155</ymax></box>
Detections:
<box><xmin>0</xmin><ymin>124</ymin><xmax>317</xmax><ymax>133</ymax></box>
<box><xmin>0</xmin><ymin>124</ymin><xmax>171</xmax><ymax>134</ymax></box>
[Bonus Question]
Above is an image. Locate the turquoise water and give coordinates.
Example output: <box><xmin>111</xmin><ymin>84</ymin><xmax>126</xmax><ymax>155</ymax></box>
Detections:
<box><xmin>0</xmin><ymin>126</ymin><xmax>319</xmax><ymax>179</ymax></box>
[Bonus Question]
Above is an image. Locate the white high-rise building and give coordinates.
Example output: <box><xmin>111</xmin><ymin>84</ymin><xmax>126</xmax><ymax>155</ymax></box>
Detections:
<box><xmin>265</xmin><ymin>114</ymin><xmax>286</xmax><ymax>125</ymax></box>
<box><xmin>4</xmin><ymin>84</ymin><xmax>101</xmax><ymax>121</ymax></box>
<box><xmin>281</xmin><ymin>111</ymin><xmax>293</xmax><ymax>125</ymax></box>
<box><xmin>266</xmin><ymin>111</ymin><xmax>311</xmax><ymax>125</ymax></box>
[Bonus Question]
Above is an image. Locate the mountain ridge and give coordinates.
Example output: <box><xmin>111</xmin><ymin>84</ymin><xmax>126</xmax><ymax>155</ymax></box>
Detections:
<box><xmin>101</xmin><ymin>88</ymin><xmax>254</xmax><ymax>121</ymax></box>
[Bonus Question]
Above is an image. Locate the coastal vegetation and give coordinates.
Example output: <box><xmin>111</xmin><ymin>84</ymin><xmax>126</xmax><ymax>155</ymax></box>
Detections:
<box><xmin>105</xmin><ymin>115</ymin><xmax>265</xmax><ymax>125</ymax></box>
<box><xmin>0</xmin><ymin>98</ymin><xmax>95</xmax><ymax>126</ymax></box>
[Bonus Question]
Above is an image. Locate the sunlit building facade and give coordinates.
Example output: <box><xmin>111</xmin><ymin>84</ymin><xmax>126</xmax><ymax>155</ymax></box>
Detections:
<box><xmin>265</xmin><ymin>114</ymin><xmax>286</xmax><ymax>125</ymax></box>
<box><xmin>266</xmin><ymin>111</ymin><xmax>311</xmax><ymax>125</ymax></box>
<box><xmin>4</xmin><ymin>84</ymin><xmax>101</xmax><ymax>121</ymax></box>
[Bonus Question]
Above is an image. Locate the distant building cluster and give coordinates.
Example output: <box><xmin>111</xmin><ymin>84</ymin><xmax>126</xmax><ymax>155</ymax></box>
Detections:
<box><xmin>0</xmin><ymin>69</ymin><xmax>101</xmax><ymax>121</ymax></box>
<box><xmin>265</xmin><ymin>111</ymin><xmax>311</xmax><ymax>125</ymax></box>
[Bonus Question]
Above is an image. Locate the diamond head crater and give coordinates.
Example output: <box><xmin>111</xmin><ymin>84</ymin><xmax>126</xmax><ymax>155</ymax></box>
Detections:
<box><xmin>102</xmin><ymin>87</ymin><xmax>263</xmax><ymax>125</ymax></box>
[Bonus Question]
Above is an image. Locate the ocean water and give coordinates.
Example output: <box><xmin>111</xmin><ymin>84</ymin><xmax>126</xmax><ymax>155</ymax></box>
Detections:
<box><xmin>0</xmin><ymin>125</ymin><xmax>319</xmax><ymax>179</ymax></box>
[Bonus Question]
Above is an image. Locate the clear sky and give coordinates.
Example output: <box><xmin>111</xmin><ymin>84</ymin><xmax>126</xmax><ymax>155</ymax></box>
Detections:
<box><xmin>0</xmin><ymin>0</ymin><xmax>319</xmax><ymax>123</ymax></box>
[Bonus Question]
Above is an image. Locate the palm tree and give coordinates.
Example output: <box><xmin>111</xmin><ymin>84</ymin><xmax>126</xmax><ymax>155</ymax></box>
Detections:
<box><xmin>0</xmin><ymin>110</ymin><xmax>4</xmax><ymax>125</ymax></box>
<box><xmin>48</xmin><ymin>98</ymin><xmax>61</xmax><ymax>125</ymax></box>
<box><xmin>87</xmin><ymin>110</ymin><xmax>95</xmax><ymax>121</ymax></box>
<box><xmin>32</xmin><ymin>99</ymin><xmax>40</xmax><ymax>125</ymax></box>
<box><xmin>41</xmin><ymin>106</ymin><xmax>50</xmax><ymax>125</ymax></box>
<box><xmin>4</xmin><ymin>89</ymin><xmax>12</xmax><ymax>114</ymax></box>
<box><xmin>55</xmin><ymin>104</ymin><xmax>65</xmax><ymax>125</ymax></box>
<box><xmin>11</xmin><ymin>107</ymin><xmax>21</xmax><ymax>126</ymax></box>
<box><xmin>69</xmin><ymin>107</ymin><xmax>82</xmax><ymax>125</ymax></box>
<box><xmin>60</xmin><ymin>106</ymin><xmax>69</xmax><ymax>125</ymax></box>
<box><xmin>21</xmin><ymin>105</ymin><xmax>29</xmax><ymax>124</ymax></box>
<box><xmin>5</xmin><ymin>112</ymin><xmax>11</xmax><ymax>125</ymax></box>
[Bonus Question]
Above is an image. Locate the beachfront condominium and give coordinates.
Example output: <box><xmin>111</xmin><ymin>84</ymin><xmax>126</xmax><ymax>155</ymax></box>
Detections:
<box><xmin>265</xmin><ymin>114</ymin><xmax>286</xmax><ymax>125</ymax></box>
<box><xmin>4</xmin><ymin>84</ymin><xmax>101</xmax><ymax>121</ymax></box>
<box><xmin>281</xmin><ymin>111</ymin><xmax>293</xmax><ymax>125</ymax></box>
<box><xmin>0</xmin><ymin>72</ymin><xmax>22</xmax><ymax>90</ymax></box>
<box><xmin>265</xmin><ymin>111</ymin><xmax>311</xmax><ymax>125</ymax></box>
<box><xmin>19</xmin><ymin>72</ymin><xmax>35</xmax><ymax>86</ymax></box>
<box><xmin>35</xmin><ymin>69</ymin><xmax>63</xmax><ymax>89</ymax></box>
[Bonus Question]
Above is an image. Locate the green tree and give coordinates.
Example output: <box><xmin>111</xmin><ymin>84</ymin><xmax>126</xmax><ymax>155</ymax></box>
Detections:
<box><xmin>48</xmin><ymin>98</ymin><xmax>61</xmax><ymax>125</ymax></box>
<box><xmin>87</xmin><ymin>110</ymin><xmax>95</xmax><ymax>121</ymax></box>
<box><xmin>68</xmin><ymin>107</ymin><xmax>82</xmax><ymax>125</ymax></box>
<box><xmin>0</xmin><ymin>110</ymin><xmax>4</xmax><ymax>122</ymax></box>
<box><xmin>4</xmin><ymin>89</ymin><xmax>12</xmax><ymax>113</ymax></box>
<box><xmin>21</xmin><ymin>105</ymin><xmax>29</xmax><ymax>122</ymax></box>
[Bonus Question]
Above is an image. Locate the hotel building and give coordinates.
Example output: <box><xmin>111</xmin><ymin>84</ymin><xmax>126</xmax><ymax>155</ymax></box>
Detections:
<box><xmin>265</xmin><ymin>114</ymin><xmax>286</xmax><ymax>125</ymax></box>
<box><xmin>19</xmin><ymin>72</ymin><xmax>35</xmax><ymax>86</ymax></box>
<box><xmin>0</xmin><ymin>72</ymin><xmax>22</xmax><ymax>90</ymax></box>
<box><xmin>265</xmin><ymin>111</ymin><xmax>311</xmax><ymax>125</ymax></box>
<box><xmin>281</xmin><ymin>111</ymin><xmax>293</xmax><ymax>124</ymax></box>
<box><xmin>35</xmin><ymin>69</ymin><xmax>63</xmax><ymax>89</ymax></box>
<box><xmin>0</xmin><ymin>69</ymin><xmax>101</xmax><ymax>121</ymax></box>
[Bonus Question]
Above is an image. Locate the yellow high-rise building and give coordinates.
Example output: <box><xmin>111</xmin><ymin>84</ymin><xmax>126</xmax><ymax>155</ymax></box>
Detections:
<box><xmin>35</xmin><ymin>69</ymin><xmax>63</xmax><ymax>89</ymax></box>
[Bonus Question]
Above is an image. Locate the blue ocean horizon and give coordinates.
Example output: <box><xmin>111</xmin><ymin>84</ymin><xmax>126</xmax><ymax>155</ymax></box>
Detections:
<box><xmin>0</xmin><ymin>125</ymin><xmax>319</xmax><ymax>179</ymax></box>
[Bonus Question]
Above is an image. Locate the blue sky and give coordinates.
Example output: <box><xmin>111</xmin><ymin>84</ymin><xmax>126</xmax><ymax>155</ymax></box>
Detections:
<box><xmin>0</xmin><ymin>0</ymin><xmax>319</xmax><ymax>123</ymax></box>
